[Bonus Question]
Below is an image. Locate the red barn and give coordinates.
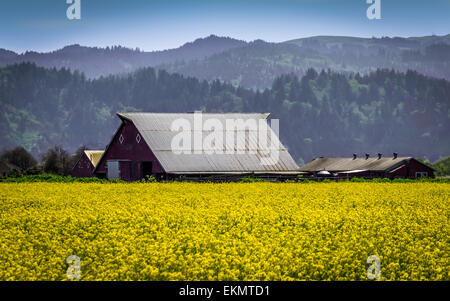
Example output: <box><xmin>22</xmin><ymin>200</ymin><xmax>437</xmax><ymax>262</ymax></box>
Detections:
<box><xmin>92</xmin><ymin>112</ymin><xmax>300</xmax><ymax>181</ymax></box>
<box><xmin>299</xmin><ymin>153</ymin><xmax>435</xmax><ymax>179</ymax></box>
<box><xmin>71</xmin><ymin>150</ymin><xmax>104</xmax><ymax>178</ymax></box>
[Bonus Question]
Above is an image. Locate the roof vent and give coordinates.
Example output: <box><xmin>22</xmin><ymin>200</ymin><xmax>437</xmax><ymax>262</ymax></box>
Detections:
<box><xmin>353</xmin><ymin>153</ymin><xmax>357</xmax><ymax>160</ymax></box>
<box><xmin>377</xmin><ymin>153</ymin><xmax>382</xmax><ymax>159</ymax></box>
<box><xmin>393</xmin><ymin>152</ymin><xmax>398</xmax><ymax>159</ymax></box>
<box><xmin>365</xmin><ymin>153</ymin><xmax>370</xmax><ymax>160</ymax></box>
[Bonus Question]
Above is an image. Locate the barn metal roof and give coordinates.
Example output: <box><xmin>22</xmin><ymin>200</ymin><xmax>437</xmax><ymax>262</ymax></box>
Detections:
<box><xmin>299</xmin><ymin>156</ymin><xmax>413</xmax><ymax>172</ymax></box>
<box><xmin>117</xmin><ymin>112</ymin><xmax>299</xmax><ymax>173</ymax></box>
<box><xmin>84</xmin><ymin>150</ymin><xmax>104</xmax><ymax>168</ymax></box>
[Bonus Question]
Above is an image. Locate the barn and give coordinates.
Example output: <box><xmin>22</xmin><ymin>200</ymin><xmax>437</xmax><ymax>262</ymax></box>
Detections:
<box><xmin>299</xmin><ymin>153</ymin><xmax>435</xmax><ymax>179</ymax></box>
<box><xmin>92</xmin><ymin>112</ymin><xmax>300</xmax><ymax>181</ymax></box>
<box><xmin>71</xmin><ymin>150</ymin><xmax>104</xmax><ymax>178</ymax></box>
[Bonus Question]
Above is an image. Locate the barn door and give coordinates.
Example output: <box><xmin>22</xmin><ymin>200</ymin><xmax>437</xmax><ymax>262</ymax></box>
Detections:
<box><xmin>107</xmin><ymin>160</ymin><xmax>120</xmax><ymax>179</ymax></box>
<box><xmin>143</xmin><ymin>162</ymin><xmax>153</xmax><ymax>178</ymax></box>
<box><xmin>119</xmin><ymin>161</ymin><xmax>131</xmax><ymax>181</ymax></box>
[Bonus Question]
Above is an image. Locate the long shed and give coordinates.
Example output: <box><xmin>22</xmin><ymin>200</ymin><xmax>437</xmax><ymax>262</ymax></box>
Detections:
<box><xmin>299</xmin><ymin>153</ymin><xmax>434</xmax><ymax>179</ymax></box>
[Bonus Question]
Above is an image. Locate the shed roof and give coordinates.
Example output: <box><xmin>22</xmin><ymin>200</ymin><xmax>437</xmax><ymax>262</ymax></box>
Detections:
<box><xmin>117</xmin><ymin>112</ymin><xmax>299</xmax><ymax>173</ymax></box>
<box><xmin>84</xmin><ymin>150</ymin><xmax>104</xmax><ymax>167</ymax></box>
<box><xmin>299</xmin><ymin>156</ymin><xmax>413</xmax><ymax>172</ymax></box>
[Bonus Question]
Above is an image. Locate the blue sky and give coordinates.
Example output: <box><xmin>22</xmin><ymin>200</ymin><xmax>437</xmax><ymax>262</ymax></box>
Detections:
<box><xmin>0</xmin><ymin>0</ymin><xmax>449</xmax><ymax>53</ymax></box>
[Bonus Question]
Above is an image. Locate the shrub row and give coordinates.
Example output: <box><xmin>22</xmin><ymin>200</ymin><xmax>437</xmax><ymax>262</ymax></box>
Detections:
<box><xmin>1</xmin><ymin>175</ymin><xmax>448</xmax><ymax>183</ymax></box>
<box><xmin>297</xmin><ymin>177</ymin><xmax>449</xmax><ymax>183</ymax></box>
<box><xmin>0</xmin><ymin>174</ymin><xmax>125</xmax><ymax>183</ymax></box>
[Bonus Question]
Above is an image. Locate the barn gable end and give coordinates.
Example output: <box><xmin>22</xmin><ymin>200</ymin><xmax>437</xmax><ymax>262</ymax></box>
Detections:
<box><xmin>94</xmin><ymin>118</ymin><xmax>165</xmax><ymax>181</ymax></box>
<box><xmin>388</xmin><ymin>158</ymin><xmax>435</xmax><ymax>178</ymax></box>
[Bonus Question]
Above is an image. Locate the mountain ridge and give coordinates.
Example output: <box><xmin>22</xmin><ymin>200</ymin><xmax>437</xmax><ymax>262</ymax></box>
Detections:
<box><xmin>4</xmin><ymin>33</ymin><xmax>449</xmax><ymax>55</ymax></box>
<box><xmin>1</xmin><ymin>34</ymin><xmax>449</xmax><ymax>88</ymax></box>
<box><xmin>0</xmin><ymin>35</ymin><xmax>248</xmax><ymax>78</ymax></box>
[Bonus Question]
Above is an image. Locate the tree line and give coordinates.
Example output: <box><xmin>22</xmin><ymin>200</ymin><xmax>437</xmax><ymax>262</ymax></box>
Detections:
<box><xmin>0</xmin><ymin>62</ymin><xmax>449</xmax><ymax>166</ymax></box>
<box><xmin>0</xmin><ymin>146</ymin><xmax>89</xmax><ymax>177</ymax></box>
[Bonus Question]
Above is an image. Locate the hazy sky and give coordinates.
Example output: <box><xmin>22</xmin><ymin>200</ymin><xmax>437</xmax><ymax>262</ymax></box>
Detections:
<box><xmin>1</xmin><ymin>0</ymin><xmax>449</xmax><ymax>53</ymax></box>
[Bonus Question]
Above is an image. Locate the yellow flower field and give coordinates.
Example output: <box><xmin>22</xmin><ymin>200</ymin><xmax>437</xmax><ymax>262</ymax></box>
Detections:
<box><xmin>0</xmin><ymin>182</ymin><xmax>448</xmax><ymax>281</ymax></box>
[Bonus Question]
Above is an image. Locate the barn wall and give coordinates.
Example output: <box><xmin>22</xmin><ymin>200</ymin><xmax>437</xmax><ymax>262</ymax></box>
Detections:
<box><xmin>337</xmin><ymin>171</ymin><xmax>384</xmax><ymax>179</ymax></box>
<box><xmin>95</xmin><ymin>120</ymin><xmax>165</xmax><ymax>181</ymax></box>
<box><xmin>71</xmin><ymin>153</ymin><xmax>95</xmax><ymax>178</ymax></box>
<box><xmin>406</xmin><ymin>159</ymin><xmax>435</xmax><ymax>178</ymax></box>
<box><xmin>389</xmin><ymin>165</ymin><xmax>408</xmax><ymax>178</ymax></box>
<box><xmin>389</xmin><ymin>159</ymin><xmax>434</xmax><ymax>178</ymax></box>
<box><xmin>119</xmin><ymin>161</ymin><xmax>132</xmax><ymax>181</ymax></box>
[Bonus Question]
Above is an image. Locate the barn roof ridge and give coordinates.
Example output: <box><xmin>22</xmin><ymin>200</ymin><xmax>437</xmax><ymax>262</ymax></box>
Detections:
<box><xmin>117</xmin><ymin>111</ymin><xmax>271</xmax><ymax>115</ymax></box>
<box><xmin>117</xmin><ymin>112</ymin><xmax>272</xmax><ymax>122</ymax></box>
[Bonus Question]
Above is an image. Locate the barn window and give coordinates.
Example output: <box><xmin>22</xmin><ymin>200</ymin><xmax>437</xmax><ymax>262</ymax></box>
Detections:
<box><xmin>136</xmin><ymin>133</ymin><xmax>141</xmax><ymax>144</ymax></box>
<box><xmin>415</xmin><ymin>172</ymin><xmax>428</xmax><ymax>178</ymax></box>
<box><xmin>119</xmin><ymin>134</ymin><xmax>124</xmax><ymax>144</ymax></box>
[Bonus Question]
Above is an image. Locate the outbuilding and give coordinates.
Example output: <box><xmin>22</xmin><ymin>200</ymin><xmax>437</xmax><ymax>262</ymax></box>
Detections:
<box><xmin>71</xmin><ymin>150</ymin><xmax>104</xmax><ymax>178</ymax></box>
<box><xmin>299</xmin><ymin>153</ymin><xmax>435</xmax><ymax>179</ymax></box>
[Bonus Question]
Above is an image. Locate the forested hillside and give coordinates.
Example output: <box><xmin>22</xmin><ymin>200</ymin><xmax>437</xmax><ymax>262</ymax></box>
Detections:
<box><xmin>0</xmin><ymin>63</ymin><xmax>448</xmax><ymax>164</ymax></box>
<box><xmin>0</xmin><ymin>35</ymin><xmax>247</xmax><ymax>78</ymax></box>
<box><xmin>162</xmin><ymin>35</ymin><xmax>450</xmax><ymax>89</ymax></box>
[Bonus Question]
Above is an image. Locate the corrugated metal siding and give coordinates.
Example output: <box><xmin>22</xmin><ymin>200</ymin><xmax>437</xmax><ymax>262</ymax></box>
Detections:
<box><xmin>117</xmin><ymin>112</ymin><xmax>299</xmax><ymax>173</ymax></box>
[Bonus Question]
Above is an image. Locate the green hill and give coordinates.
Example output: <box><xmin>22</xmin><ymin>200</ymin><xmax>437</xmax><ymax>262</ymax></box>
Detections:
<box><xmin>0</xmin><ymin>63</ymin><xmax>449</xmax><ymax>164</ymax></box>
<box><xmin>161</xmin><ymin>35</ymin><xmax>450</xmax><ymax>89</ymax></box>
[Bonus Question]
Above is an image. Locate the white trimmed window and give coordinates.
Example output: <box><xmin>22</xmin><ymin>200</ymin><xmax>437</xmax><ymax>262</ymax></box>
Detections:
<box><xmin>415</xmin><ymin>172</ymin><xmax>428</xmax><ymax>178</ymax></box>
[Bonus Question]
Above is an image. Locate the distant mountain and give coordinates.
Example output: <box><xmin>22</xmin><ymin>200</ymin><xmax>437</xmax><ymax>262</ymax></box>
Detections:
<box><xmin>1</xmin><ymin>34</ymin><xmax>449</xmax><ymax>89</ymax></box>
<box><xmin>284</xmin><ymin>34</ymin><xmax>450</xmax><ymax>50</ymax></box>
<box><xmin>161</xmin><ymin>35</ymin><xmax>450</xmax><ymax>89</ymax></box>
<box><xmin>0</xmin><ymin>35</ymin><xmax>247</xmax><ymax>78</ymax></box>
